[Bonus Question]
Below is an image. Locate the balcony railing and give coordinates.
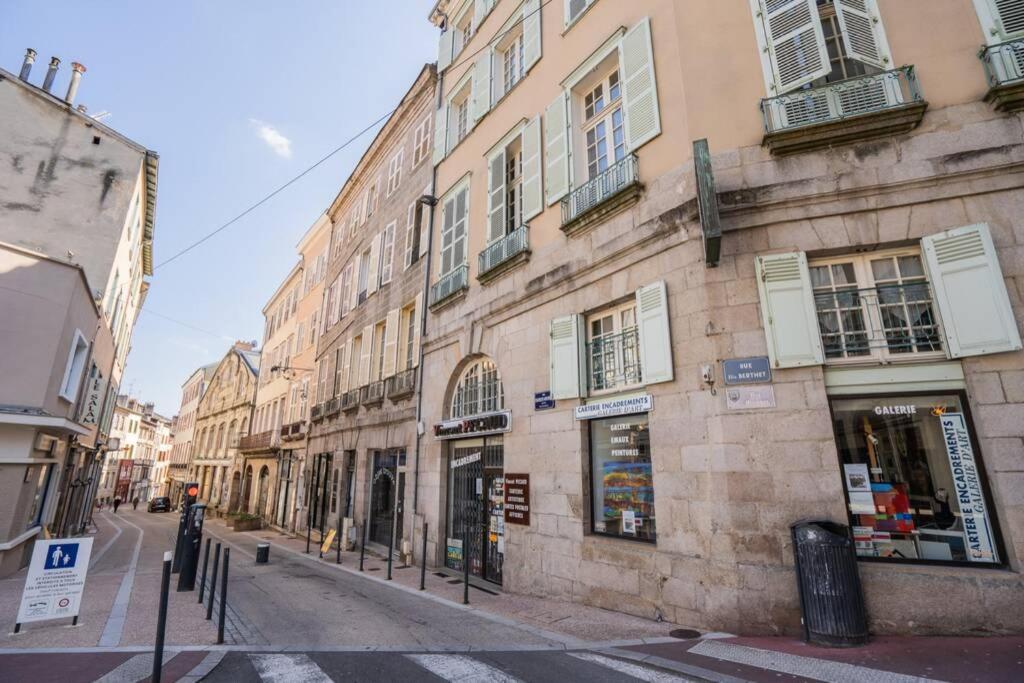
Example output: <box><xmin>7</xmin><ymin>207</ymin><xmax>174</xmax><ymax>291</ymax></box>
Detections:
<box><xmin>387</xmin><ymin>368</ymin><xmax>416</xmax><ymax>399</ymax></box>
<box><xmin>361</xmin><ymin>380</ymin><xmax>386</xmax><ymax>405</ymax></box>
<box><xmin>324</xmin><ymin>397</ymin><xmax>341</xmax><ymax>417</ymax></box>
<box><xmin>238</xmin><ymin>430</ymin><xmax>280</xmax><ymax>452</ymax></box>
<box><xmin>280</xmin><ymin>421</ymin><xmax>306</xmax><ymax>441</ymax></box>
<box><xmin>761</xmin><ymin>66</ymin><xmax>923</xmax><ymax>134</ymax></box>
<box><xmin>341</xmin><ymin>389</ymin><xmax>360</xmax><ymax>412</ymax></box>
<box><xmin>561</xmin><ymin>154</ymin><xmax>639</xmax><ymax>227</ymax></box>
<box><xmin>586</xmin><ymin>327</ymin><xmax>642</xmax><ymax>393</ymax></box>
<box><xmin>814</xmin><ymin>281</ymin><xmax>943</xmax><ymax>361</ymax></box>
<box><xmin>981</xmin><ymin>37</ymin><xmax>1024</xmax><ymax>88</ymax></box>
<box><xmin>429</xmin><ymin>264</ymin><xmax>469</xmax><ymax>308</ymax></box>
<box><xmin>478</xmin><ymin>225</ymin><xmax>529</xmax><ymax>278</ymax></box>
<box><xmin>310</xmin><ymin>403</ymin><xmax>324</xmax><ymax>421</ymax></box>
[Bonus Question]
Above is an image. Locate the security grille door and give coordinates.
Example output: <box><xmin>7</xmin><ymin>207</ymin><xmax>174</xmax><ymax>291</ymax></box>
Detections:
<box><xmin>447</xmin><ymin>438</ymin><xmax>504</xmax><ymax>584</ymax></box>
<box><xmin>369</xmin><ymin>451</ymin><xmax>398</xmax><ymax>546</ymax></box>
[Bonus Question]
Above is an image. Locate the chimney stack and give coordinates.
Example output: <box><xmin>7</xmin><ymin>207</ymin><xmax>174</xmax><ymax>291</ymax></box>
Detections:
<box><xmin>42</xmin><ymin>57</ymin><xmax>60</xmax><ymax>93</ymax></box>
<box><xmin>19</xmin><ymin>48</ymin><xmax>36</xmax><ymax>81</ymax></box>
<box><xmin>64</xmin><ymin>62</ymin><xmax>86</xmax><ymax>104</ymax></box>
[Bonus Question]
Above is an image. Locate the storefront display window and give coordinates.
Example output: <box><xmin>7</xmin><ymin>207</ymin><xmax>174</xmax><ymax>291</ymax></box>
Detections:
<box><xmin>589</xmin><ymin>413</ymin><xmax>655</xmax><ymax>542</ymax></box>
<box><xmin>831</xmin><ymin>394</ymin><xmax>1001</xmax><ymax>565</ymax></box>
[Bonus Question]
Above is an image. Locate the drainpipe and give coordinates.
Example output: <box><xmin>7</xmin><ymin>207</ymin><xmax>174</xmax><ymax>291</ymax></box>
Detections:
<box><xmin>42</xmin><ymin>57</ymin><xmax>60</xmax><ymax>93</ymax></box>
<box><xmin>19</xmin><ymin>48</ymin><xmax>36</xmax><ymax>81</ymax></box>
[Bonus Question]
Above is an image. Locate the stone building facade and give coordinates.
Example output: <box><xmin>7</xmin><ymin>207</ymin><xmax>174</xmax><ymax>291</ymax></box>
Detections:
<box><xmin>168</xmin><ymin>363</ymin><xmax>216</xmax><ymax>503</ymax></box>
<box><xmin>416</xmin><ymin>0</ymin><xmax>1024</xmax><ymax>636</ymax></box>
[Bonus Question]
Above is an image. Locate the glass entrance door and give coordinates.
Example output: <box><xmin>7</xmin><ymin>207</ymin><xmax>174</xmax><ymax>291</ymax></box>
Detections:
<box><xmin>446</xmin><ymin>437</ymin><xmax>504</xmax><ymax>584</ymax></box>
<box><xmin>369</xmin><ymin>450</ymin><xmax>397</xmax><ymax>547</ymax></box>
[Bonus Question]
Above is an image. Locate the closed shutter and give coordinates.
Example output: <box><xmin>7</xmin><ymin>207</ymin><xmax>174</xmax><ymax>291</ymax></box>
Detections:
<box><xmin>359</xmin><ymin>325</ymin><xmax>373</xmax><ymax>386</ymax></box>
<box><xmin>544</xmin><ymin>92</ymin><xmax>570</xmax><ymax>205</ymax></box>
<box><xmin>523</xmin><ymin>0</ymin><xmax>543</xmax><ymax>72</ymax></box>
<box><xmin>411</xmin><ymin>292</ymin><xmax>423</xmax><ymax>368</ymax></box>
<box><xmin>834</xmin><ymin>0</ymin><xmax>891</xmax><ymax>69</ymax></box>
<box><xmin>348</xmin><ymin>262</ymin><xmax>359</xmax><ymax>311</ymax></box>
<box><xmin>755</xmin><ymin>252</ymin><xmax>825</xmax><ymax>368</ymax></box>
<box><xmin>438</xmin><ymin>29</ymin><xmax>454</xmax><ymax>72</ymax></box>
<box><xmin>985</xmin><ymin>0</ymin><xmax>1024</xmax><ymax>39</ymax></box>
<box><xmin>383</xmin><ymin>308</ymin><xmax>400</xmax><ymax>378</ymax></box>
<box><xmin>340</xmin><ymin>339</ymin><xmax>351</xmax><ymax>392</ymax></box>
<box><xmin>635</xmin><ymin>281</ymin><xmax>673</xmax><ymax>384</ymax></box>
<box><xmin>473</xmin><ymin>53</ymin><xmax>492</xmax><ymax>124</ymax></box>
<box><xmin>755</xmin><ymin>0</ymin><xmax>830</xmax><ymax>94</ymax></box>
<box><xmin>921</xmin><ymin>224</ymin><xmax>1022</xmax><ymax>358</ymax></box>
<box><xmin>433</xmin><ymin>103</ymin><xmax>448</xmax><ymax>164</ymax></box>
<box><xmin>367</xmin><ymin>233</ymin><xmax>382</xmax><ymax>295</ymax></box>
<box><xmin>550</xmin><ymin>315</ymin><xmax>585</xmax><ymax>399</ymax></box>
<box><xmin>521</xmin><ymin>116</ymin><xmax>543</xmax><ymax>221</ymax></box>
<box><xmin>619</xmin><ymin>17</ymin><xmax>662</xmax><ymax>150</ymax></box>
<box><xmin>487</xmin><ymin>147</ymin><xmax>507</xmax><ymax>243</ymax></box>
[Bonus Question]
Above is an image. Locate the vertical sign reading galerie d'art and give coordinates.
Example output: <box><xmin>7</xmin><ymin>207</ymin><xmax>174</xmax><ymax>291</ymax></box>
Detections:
<box><xmin>940</xmin><ymin>413</ymin><xmax>996</xmax><ymax>563</ymax></box>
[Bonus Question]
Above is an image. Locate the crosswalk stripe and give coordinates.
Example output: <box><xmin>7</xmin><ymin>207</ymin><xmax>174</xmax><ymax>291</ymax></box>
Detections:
<box><xmin>406</xmin><ymin>654</ymin><xmax>522</xmax><ymax>682</ymax></box>
<box><xmin>250</xmin><ymin>653</ymin><xmax>333</xmax><ymax>683</ymax></box>
<box><xmin>567</xmin><ymin>652</ymin><xmax>692</xmax><ymax>682</ymax></box>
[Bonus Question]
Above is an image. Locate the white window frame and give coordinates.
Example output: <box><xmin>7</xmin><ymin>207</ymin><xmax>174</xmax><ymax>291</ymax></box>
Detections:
<box><xmin>439</xmin><ymin>179</ymin><xmax>470</xmax><ymax>277</ymax></box>
<box><xmin>446</xmin><ymin>72</ymin><xmax>474</xmax><ymax>152</ymax></box>
<box><xmin>585</xmin><ymin>300</ymin><xmax>641</xmax><ymax>395</ymax></box>
<box><xmin>59</xmin><ymin>329</ymin><xmax>89</xmax><ymax>402</ymax></box>
<box><xmin>452</xmin><ymin>1</ymin><xmax>476</xmax><ymax>58</ymax></box>
<box><xmin>401</xmin><ymin>303</ymin><xmax>417</xmax><ymax>371</ymax></box>
<box><xmin>565</xmin><ymin>0</ymin><xmax>598</xmax><ymax>29</ymax></box>
<box><xmin>380</xmin><ymin>222</ymin><xmax>396</xmax><ymax>285</ymax></box>
<box><xmin>386</xmin><ymin>148</ymin><xmax>404</xmax><ymax>197</ymax></box>
<box><xmin>580</xmin><ymin>67</ymin><xmax>625</xmax><ymax>180</ymax></box>
<box><xmin>357</xmin><ymin>248</ymin><xmax>371</xmax><ymax>304</ymax></box>
<box><xmin>412</xmin><ymin>116</ymin><xmax>432</xmax><ymax>167</ymax></box>
<box><xmin>364</xmin><ymin>178</ymin><xmax>380</xmax><ymax>221</ymax></box>
<box><xmin>405</xmin><ymin>201</ymin><xmax>419</xmax><ymax>270</ymax></box>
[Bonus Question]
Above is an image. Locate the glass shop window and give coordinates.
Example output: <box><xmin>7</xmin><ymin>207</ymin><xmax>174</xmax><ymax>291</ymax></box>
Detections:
<box><xmin>589</xmin><ymin>412</ymin><xmax>655</xmax><ymax>542</ymax></box>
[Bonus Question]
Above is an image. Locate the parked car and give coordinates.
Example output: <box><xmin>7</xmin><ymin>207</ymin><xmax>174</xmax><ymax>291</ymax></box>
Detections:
<box><xmin>148</xmin><ymin>497</ymin><xmax>171</xmax><ymax>513</ymax></box>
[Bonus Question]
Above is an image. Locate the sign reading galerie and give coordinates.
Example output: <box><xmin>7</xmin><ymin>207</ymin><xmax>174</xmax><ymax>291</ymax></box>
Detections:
<box><xmin>504</xmin><ymin>474</ymin><xmax>530</xmax><ymax>525</ymax></box>
<box><xmin>574</xmin><ymin>394</ymin><xmax>653</xmax><ymax>421</ymax></box>
<box><xmin>940</xmin><ymin>413</ymin><xmax>996</xmax><ymax>563</ymax></box>
<box><xmin>17</xmin><ymin>538</ymin><xmax>94</xmax><ymax>627</ymax></box>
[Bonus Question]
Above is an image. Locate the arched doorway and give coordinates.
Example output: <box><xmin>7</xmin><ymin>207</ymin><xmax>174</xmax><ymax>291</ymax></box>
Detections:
<box><xmin>257</xmin><ymin>466</ymin><xmax>270</xmax><ymax>519</ymax></box>
<box><xmin>242</xmin><ymin>465</ymin><xmax>253</xmax><ymax>513</ymax></box>
<box><xmin>228</xmin><ymin>471</ymin><xmax>241</xmax><ymax>513</ymax></box>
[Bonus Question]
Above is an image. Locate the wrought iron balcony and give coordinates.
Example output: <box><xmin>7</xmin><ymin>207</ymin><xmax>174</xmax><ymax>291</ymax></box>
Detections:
<box><xmin>238</xmin><ymin>430</ymin><xmax>280</xmax><ymax>452</ymax></box>
<box><xmin>586</xmin><ymin>327</ymin><xmax>642</xmax><ymax>393</ymax></box>
<box><xmin>280</xmin><ymin>421</ymin><xmax>306</xmax><ymax>441</ymax></box>
<box><xmin>761</xmin><ymin>66</ymin><xmax>923</xmax><ymax>135</ymax></box>
<box><xmin>387</xmin><ymin>368</ymin><xmax>416</xmax><ymax>399</ymax></box>
<box><xmin>310</xmin><ymin>403</ymin><xmax>324</xmax><ymax>421</ymax></box>
<box><xmin>980</xmin><ymin>38</ymin><xmax>1024</xmax><ymax>111</ymax></box>
<box><xmin>324</xmin><ymin>397</ymin><xmax>341</xmax><ymax>417</ymax></box>
<box><xmin>341</xmin><ymin>389</ymin><xmax>360</xmax><ymax>412</ymax></box>
<box><xmin>429</xmin><ymin>264</ymin><xmax>469</xmax><ymax>308</ymax></box>
<box><xmin>361</xmin><ymin>380</ymin><xmax>386</xmax><ymax>405</ymax></box>
<box><xmin>561</xmin><ymin>154</ymin><xmax>640</xmax><ymax>229</ymax></box>
<box><xmin>478</xmin><ymin>225</ymin><xmax>529</xmax><ymax>280</ymax></box>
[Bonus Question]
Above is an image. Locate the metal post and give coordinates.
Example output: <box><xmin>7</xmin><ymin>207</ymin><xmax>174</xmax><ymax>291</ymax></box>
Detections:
<box><xmin>206</xmin><ymin>542</ymin><xmax>220</xmax><ymax>621</ymax></box>
<box><xmin>336</xmin><ymin>523</ymin><xmax>341</xmax><ymax>565</ymax></box>
<box><xmin>319</xmin><ymin>455</ymin><xmax>330</xmax><ymax>543</ymax></box>
<box><xmin>217</xmin><ymin>548</ymin><xmax>229</xmax><ymax>645</ymax></box>
<box><xmin>359</xmin><ymin>520</ymin><xmax>367</xmax><ymax>571</ymax></box>
<box><xmin>152</xmin><ymin>551</ymin><xmax>172</xmax><ymax>683</ymax></box>
<box><xmin>387</xmin><ymin>508</ymin><xmax>395</xmax><ymax>581</ymax></box>
<box><xmin>419</xmin><ymin>522</ymin><xmax>428</xmax><ymax>591</ymax></box>
<box><xmin>197</xmin><ymin>538</ymin><xmax>211</xmax><ymax>604</ymax></box>
<box><xmin>306</xmin><ymin>455</ymin><xmax>320</xmax><ymax>554</ymax></box>
<box><xmin>462</xmin><ymin>532</ymin><xmax>470</xmax><ymax>605</ymax></box>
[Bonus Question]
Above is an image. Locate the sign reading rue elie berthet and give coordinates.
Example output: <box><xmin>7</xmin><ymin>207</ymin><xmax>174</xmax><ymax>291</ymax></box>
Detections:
<box><xmin>504</xmin><ymin>474</ymin><xmax>530</xmax><ymax>525</ymax></box>
<box><xmin>722</xmin><ymin>357</ymin><xmax>772</xmax><ymax>385</ymax></box>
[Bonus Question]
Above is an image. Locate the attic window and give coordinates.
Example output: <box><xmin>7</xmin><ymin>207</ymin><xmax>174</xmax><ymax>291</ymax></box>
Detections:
<box><xmin>92</xmin><ymin>136</ymin><xmax>101</xmax><ymax>145</ymax></box>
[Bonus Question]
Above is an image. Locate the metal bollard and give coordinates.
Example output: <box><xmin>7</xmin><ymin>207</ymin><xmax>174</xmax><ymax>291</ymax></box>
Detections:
<box><xmin>336</xmin><ymin>527</ymin><xmax>341</xmax><ymax>565</ymax></box>
<box><xmin>359</xmin><ymin>522</ymin><xmax>367</xmax><ymax>572</ymax></box>
<box><xmin>198</xmin><ymin>538</ymin><xmax>211</xmax><ymax>604</ymax></box>
<box><xmin>206</xmin><ymin>542</ymin><xmax>220</xmax><ymax>621</ymax></box>
<box><xmin>387</xmin><ymin>516</ymin><xmax>395</xmax><ymax>581</ymax></box>
<box><xmin>217</xmin><ymin>548</ymin><xmax>229</xmax><ymax>645</ymax></box>
<box><xmin>463</xmin><ymin>533</ymin><xmax>470</xmax><ymax>605</ymax></box>
<box><xmin>153</xmin><ymin>551</ymin><xmax>172</xmax><ymax>683</ymax></box>
<box><xmin>419</xmin><ymin>522</ymin><xmax>428</xmax><ymax>591</ymax></box>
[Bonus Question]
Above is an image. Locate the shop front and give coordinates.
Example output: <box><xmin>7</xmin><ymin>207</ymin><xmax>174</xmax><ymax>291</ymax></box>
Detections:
<box><xmin>368</xmin><ymin>448</ymin><xmax>406</xmax><ymax>549</ymax></box>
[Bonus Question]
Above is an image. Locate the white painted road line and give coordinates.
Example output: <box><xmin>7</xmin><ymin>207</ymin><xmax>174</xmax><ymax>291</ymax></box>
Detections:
<box><xmin>98</xmin><ymin>514</ymin><xmax>145</xmax><ymax>647</ymax></box>
<box><xmin>250</xmin><ymin>653</ymin><xmax>333</xmax><ymax>683</ymax></box>
<box><xmin>689</xmin><ymin>640</ymin><xmax>942</xmax><ymax>683</ymax></box>
<box><xmin>89</xmin><ymin>512</ymin><xmax>124</xmax><ymax>570</ymax></box>
<box><xmin>95</xmin><ymin>651</ymin><xmax>175</xmax><ymax>683</ymax></box>
<box><xmin>568</xmin><ymin>651</ymin><xmax>693</xmax><ymax>682</ymax></box>
<box><xmin>406</xmin><ymin>654</ymin><xmax>523</xmax><ymax>682</ymax></box>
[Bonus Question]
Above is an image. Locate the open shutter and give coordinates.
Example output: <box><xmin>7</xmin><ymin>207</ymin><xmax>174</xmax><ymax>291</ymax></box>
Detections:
<box><xmin>521</xmin><ymin>116</ymin><xmax>543</xmax><ymax>221</ymax></box>
<box><xmin>523</xmin><ymin>0</ymin><xmax>543</xmax><ymax>72</ymax></box>
<box><xmin>340</xmin><ymin>339</ymin><xmax>351</xmax><ymax>392</ymax></box>
<box><xmin>922</xmin><ymin>224</ymin><xmax>1022</xmax><ymax>358</ymax></box>
<box><xmin>834</xmin><ymin>0</ymin><xmax>891</xmax><ymax>69</ymax></box>
<box><xmin>978</xmin><ymin>0</ymin><xmax>1024</xmax><ymax>41</ymax></box>
<box><xmin>433</xmin><ymin>103</ymin><xmax>448</xmax><ymax>164</ymax></box>
<box><xmin>544</xmin><ymin>92</ymin><xmax>570</xmax><ymax>205</ymax></box>
<box><xmin>367</xmin><ymin>233</ymin><xmax>382</xmax><ymax>295</ymax></box>
<box><xmin>411</xmin><ymin>292</ymin><xmax>423</xmax><ymax>368</ymax></box>
<box><xmin>755</xmin><ymin>252</ymin><xmax>825</xmax><ymax>368</ymax></box>
<box><xmin>473</xmin><ymin>53</ymin><xmax>492</xmax><ymax>123</ymax></box>
<box><xmin>550</xmin><ymin>315</ymin><xmax>585</xmax><ymax>399</ymax></box>
<box><xmin>438</xmin><ymin>29</ymin><xmax>454</xmax><ymax>72</ymax></box>
<box><xmin>348</xmin><ymin>263</ymin><xmax>359</xmax><ymax>311</ymax></box>
<box><xmin>487</xmin><ymin>147</ymin><xmax>507</xmax><ymax>243</ymax></box>
<box><xmin>757</xmin><ymin>0</ymin><xmax>830</xmax><ymax>94</ymax></box>
<box><xmin>635</xmin><ymin>281</ymin><xmax>673</xmax><ymax>384</ymax></box>
<box><xmin>383</xmin><ymin>308</ymin><xmax>400</xmax><ymax>378</ymax></box>
<box><xmin>359</xmin><ymin>325</ymin><xmax>373</xmax><ymax>386</ymax></box>
<box><xmin>619</xmin><ymin>17</ymin><xmax>662</xmax><ymax>150</ymax></box>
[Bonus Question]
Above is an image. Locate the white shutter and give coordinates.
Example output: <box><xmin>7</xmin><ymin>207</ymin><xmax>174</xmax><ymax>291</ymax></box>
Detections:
<box><xmin>359</xmin><ymin>325</ymin><xmax>373</xmax><ymax>386</ymax></box>
<box><xmin>523</xmin><ymin>0</ymin><xmax>542</xmax><ymax>72</ymax></box>
<box><xmin>348</xmin><ymin>262</ymin><xmax>359</xmax><ymax>311</ymax></box>
<box><xmin>978</xmin><ymin>0</ymin><xmax>1024</xmax><ymax>40</ymax></box>
<box><xmin>521</xmin><ymin>116</ymin><xmax>543</xmax><ymax>221</ymax></box>
<box><xmin>550</xmin><ymin>315</ymin><xmax>586</xmax><ymax>399</ymax></box>
<box><xmin>367</xmin><ymin>233</ymin><xmax>382</xmax><ymax>295</ymax></box>
<box><xmin>756</xmin><ymin>0</ymin><xmax>830</xmax><ymax>94</ymax></box>
<box><xmin>834</xmin><ymin>0</ymin><xmax>891</xmax><ymax>69</ymax></box>
<box><xmin>411</xmin><ymin>292</ymin><xmax>423</xmax><ymax>368</ymax></box>
<box><xmin>473</xmin><ymin>53</ymin><xmax>492</xmax><ymax>124</ymax></box>
<box><xmin>339</xmin><ymin>339</ymin><xmax>351</xmax><ymax>392</ymax></box>
<box><xmin>544</xmin><ymin>92</ymin><xmax>570</xmax><ymax>205</ymax></box>
<box><xmin>619</xmin><ymin>17</ymin><xmax>662</xmax><ymax>150</ymax></box>
<box><xmin>487</xmin><ymin>147</ymin><xmax>507</xmax><ymax>243</ymax></box>
<box><xmin>922</xmin><ymin>224</ymin><xmax>1022</xmax><ymax>358</ymax></box>
<box><xmin>383</xmin><ymin>308</ymin><xmax>400</xmax><ymax>378</ymax></box>
<box><xmin>635</xmin><ymin>281</ymin><xmax>673</xmax><ymax>384</ymax></box>
<box><xmin>433</xmin><ymin>103</ymin><xmax>448</xmax><ymax>164</ymax></box>
<box><xmin>438</xmin><ymin>29</ymin><xmax>454</xmax><ymax>72</ymax></box>
<box><xmin>755</xmin><ymin>252</ymin><xmax>825</xmax><ymax>368</ymax></box>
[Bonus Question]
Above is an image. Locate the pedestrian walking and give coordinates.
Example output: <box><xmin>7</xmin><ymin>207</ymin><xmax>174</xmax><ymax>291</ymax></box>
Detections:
<box><xmin>113</xmin><ymin>497</ymin><xmax>121</xmax><ymax>513</ymax></box>
<box><xmin>132</xmin><ymin>497</ymin><xmax>139</xmax><ymax>511</ymax></box>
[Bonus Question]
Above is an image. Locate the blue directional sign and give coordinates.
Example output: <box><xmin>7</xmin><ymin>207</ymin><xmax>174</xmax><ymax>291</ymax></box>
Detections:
<box><xmin>534</xmin><ymin>391</ymin><xmax>555</xmax><ymax>411</ymax></box>
<box><xmin>722</xmin><ymin>357</ymin><xmax>772</xmax><ymax>385</ymax></box>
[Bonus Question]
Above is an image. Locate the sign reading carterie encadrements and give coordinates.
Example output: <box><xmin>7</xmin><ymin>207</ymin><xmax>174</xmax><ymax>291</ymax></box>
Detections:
<box><xmin>17</xmin><ymin>537</ymin><xmax>94</xmax><ymax>625</ymax></box>
<box><xmin>940</xmin><ymin>413</ymin><xmax>996</xmax><ymax>563</ymax></box>
<box><xmin>504</xmin><ymin>474</ymin><xmax>530</xmax><ymax>525</ymax></box>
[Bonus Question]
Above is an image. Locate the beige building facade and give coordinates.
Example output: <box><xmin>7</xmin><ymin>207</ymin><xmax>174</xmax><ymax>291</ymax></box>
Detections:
<box><xmin>168</xmin><ymin>364</ymin><xmax>216</xmax><ymax>503</ymax></box>
<box><xmin>417</xmin><ymin>0</ymin><xmax>1024</xmax><ymax>636</ymax></box>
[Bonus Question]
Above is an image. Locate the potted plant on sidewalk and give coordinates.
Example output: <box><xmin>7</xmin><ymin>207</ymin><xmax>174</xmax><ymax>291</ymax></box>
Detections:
<box><xmin>233</xmin><ymin>512</ymin><xmax>262</xmax><ymax>532</ymax></box>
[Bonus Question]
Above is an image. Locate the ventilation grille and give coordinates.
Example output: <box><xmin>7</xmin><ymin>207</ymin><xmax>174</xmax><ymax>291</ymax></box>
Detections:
<box><xmin>761</xmin><ymin>257</ymin><xmax>802</xmax><ymax>282</ymax></box>
<box><xmin>933</xmin><ymin>231</ymin><xmax>986</xmax><ymax>264</ymax></box>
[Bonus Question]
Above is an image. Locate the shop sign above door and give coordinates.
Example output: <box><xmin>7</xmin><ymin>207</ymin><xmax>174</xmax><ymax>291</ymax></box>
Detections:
<box><xmin>433</xmin><ymin>410</ymin><xmax>512</xmax><ymax>440</ymax></box>
<box><xmin>504</xmin><ymin>473</ymin><xmax>530</xmax><ymax>525</ymax></box>
<box><xmin>722</xmin><ymin>357</ymin><xmax>772</xmax><ymax>385</ymax></box>
<box><xmin>574</xmin><ymin>394</ymin><xmax>653</xmax><ymax>420</ymax></box>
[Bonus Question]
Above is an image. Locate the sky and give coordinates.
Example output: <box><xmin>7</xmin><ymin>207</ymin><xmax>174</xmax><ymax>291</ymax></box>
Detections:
<box><xmin>2</xmin><ymin>1</ymin><xmax>438</xmax><ymax>416</ymax></box>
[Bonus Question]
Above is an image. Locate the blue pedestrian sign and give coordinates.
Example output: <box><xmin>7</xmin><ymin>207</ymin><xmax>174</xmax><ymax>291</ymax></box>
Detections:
<box><xmin>44</xmin><ymin>543</ymin><xmax>80</xmax><ymax>570</ymax></box>
<box><xmin>722</xmin><ymin>357</ymin><xmax>772</xmax><ymax>385</ymax></box>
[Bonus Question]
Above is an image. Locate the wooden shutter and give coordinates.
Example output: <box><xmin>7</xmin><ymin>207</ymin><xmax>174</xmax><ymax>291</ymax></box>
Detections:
<box><xmin>544</xmin><ymin>92</ymin><xmax>570</xmax><ymax>205</ymax></box>
<box><xmin>922</xmin><ymin>224</ymin><xmax>1022</xmax><ymax>358</ymax></box>
<box><xmin>755</xmin><ymin>252</ymin><xmax>825</xmax><ymax>368</ymax></box>
<box><xmin>523</xmin><ymin>0</ymin><xmax>542</xmax><ymax>72</ymax></box>
<box><xmin>433</xmin><ymin>103</ymin><xmax>448</xmax><ymax>164</ymax></box>
<box><xmin>980</xmin><ymin>0</ymin><xmax>1024</xmax><ymax>40</ymax></box>
<box><xmin>756</xmin><ymin>0</ymin><xmax>830</xmax><ymax>94</ymax></box>
<box><xmin>348</xmin><ymin>262</ymin><xmax>359</xmax><ymax>311</ymax></box>
<box><xmin>367</xmin><ymin>233</ymin><xmax>382</xmax><ymax>295</ymax></box>
<box><xmin>473</xmin><ymin>53</ymin><xmax>492</xmax><ymax>123</ymax></box>
<box><xmin>340</xmin><ymin>339</ymin><xmax>351</xmax><ymax>392</ymax></box>
<box><xmin>487</xmin><ymin>147</ymin><xmax>507</xmax><ymax>243</ymax></box>
<box><xmin>383</xmin><ymin>308</ymin><xmax>400</xmax><ymax>378</ymax></box>
<box><xmin>438</xmin><ymin>29</ymin><xmax>454</xmax><ymax>72</ymax></box>
<box><xmin>359</xmin><ymin>325</ymin><xmax>373</xmax><ymax>386</ymax></box>
<box><xmin>834</xmin><ymin>0</ymin><xmax>891</xmax><ymax>69</ymax></box>
<box><xmin>521</xmin><ymin>116</ymin><xmax>543</xmax><ymax>221</ymax></box>
<box><xmin>550</xmin><ymin>315</ymin><xmax>585</xmax><ymax>399</ymax></box>
<box><xmin>411</xmin><ymin>292</ymin><xmax>423</xmax><ymax>368</ymax></box>
<box><xmin>619</xmin><ymin>17</ymin><xmax>662</xmax><ymax>150</ymax></box>
<box><xmin>635</xmin><ymin>281</ymin><xmax>673</xmax><ymax>384</ymax></box>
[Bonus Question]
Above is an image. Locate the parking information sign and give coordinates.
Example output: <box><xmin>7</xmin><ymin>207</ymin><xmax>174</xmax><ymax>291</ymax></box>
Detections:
<box><xmin>16</xmin><ymin>537</ymin><xmax>93</xmax><ymax>625</ymax></box>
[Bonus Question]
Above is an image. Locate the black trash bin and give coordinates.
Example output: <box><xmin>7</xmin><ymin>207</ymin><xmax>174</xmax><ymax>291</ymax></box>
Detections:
<box><xmin>256</xmin><ymin>543</ymin><xmax>270</xmax><ymax>564</ymax></box>
<box><xmin>790</xmin><ymin>520</ymin><xmax>869</xmax><ymax>647</ymax></box>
